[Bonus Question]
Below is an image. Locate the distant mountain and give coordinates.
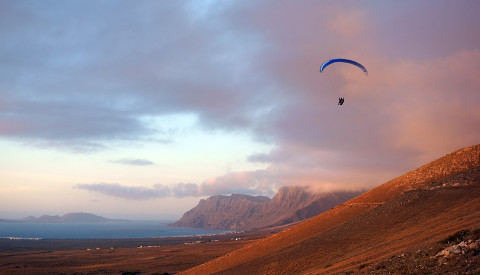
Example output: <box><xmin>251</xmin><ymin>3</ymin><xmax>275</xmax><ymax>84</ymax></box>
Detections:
<box><xmin>35</xmin><ymin>215</ymin><xmax>63</xmax><ymax>222</ymax></box>
<box><xmin>170</xmin><ymin>187</ymin><xmax>362</xmax><ymax>231</ymax></box>
<box><xmin>20</xmin><ymin>216</ymin><xmax>38</xmax><ymax>222</ymax></box>
<box><xmin>7</xmin><ymin>213</ymin><xmax>127</xmax><ymax>223</ymax></box>
<box><xmin>61</xmin><ymin>213</ymin><xmax>111</xmax><ymax>222</ymax></box>
<box><xmin>183</xmin><ymin>144</ymin><xmax>480</xmax><ymax>275</ymax></box>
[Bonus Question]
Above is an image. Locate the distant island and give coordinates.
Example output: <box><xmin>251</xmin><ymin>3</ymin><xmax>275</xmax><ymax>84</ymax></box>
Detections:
<box><xmin>1</xmin><ymin>213</ymin><xmax>128</xmax><ymax>223</ymax></box>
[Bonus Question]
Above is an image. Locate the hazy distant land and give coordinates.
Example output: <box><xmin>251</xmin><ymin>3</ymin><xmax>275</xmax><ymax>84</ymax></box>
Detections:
<box><xmin>0</xmin><ymin>212</ymin><xmax>127</xmax><ymax>223</ymax></box>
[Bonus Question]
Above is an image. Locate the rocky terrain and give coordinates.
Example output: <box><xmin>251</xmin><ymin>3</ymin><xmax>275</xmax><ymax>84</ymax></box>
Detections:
<box><xmin>181</xmin><ymin>144</ymin><xmax>480</xmax><ymax>274</ymax></box>
<box><xmin>355</xmin><ymin>228</ymin><xmax>480</xmax><ymax>274</ymax></box>
<box><xmin>170</xmin><ymin>187</ymin><xmax>362</xmax><ymax>230</ymax></box>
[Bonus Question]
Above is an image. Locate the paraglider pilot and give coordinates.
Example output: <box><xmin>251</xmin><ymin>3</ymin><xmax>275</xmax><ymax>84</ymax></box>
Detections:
<box><xmin>320</xmin><ymin>58</ymin><xmax>367</xmax><ymax>106</ymax></box>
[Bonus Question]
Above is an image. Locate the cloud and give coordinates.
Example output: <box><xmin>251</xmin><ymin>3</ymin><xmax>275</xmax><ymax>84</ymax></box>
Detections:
<box><xmin>110</xmin><ymin>158</ymin><xmax>155</xmax><ymax>166</ymax></box>
<box><xmin>75</xmin><ymin>182</ymin><xmax>195</xmax><ymax>200</ymax></box>
<box><xmin>198</xmin><ymin>170</ymin><xmax>277</xmax><ymax>196</ymax></box>
<box><xmin>236</xmin><ymin>1</ymin><xmax>480</xmax><ymax>188</ymax></box>
<box><xmin>75</xmin><ymin>170</ymin><xmax>278</xmax><ymax>200</ymax></box>
<box><xmin>0</xmin><ymin>1</ymin><xmax>273</xmax><ymax>150</ymax></box>
<box><xmin>248</xmin><ymin>148</ymin><xmax>292</xmax><ymax>164</ymax></box>
<box><xmin>25</xmin><ymin>140</ymin><xmax>108</xmax><ymax>153</ymax></box>
<box><xmin>4</xmin><ymin>1</ymin><xmax>480</xmax><ymax>195</ymax></box>
<box><xmin>247</xmin><ymin>49</ymin><xmax>480</xmax><ymax>188</ymax></box>
<box><xmin>172</xmin><ymin>183</ymin><xmax>199</xmax><ymax>198</ymax></box>
<box><xmin>327</xmin><ymin>8</ymin><xmax>370</xmax><ymax>39</ymax></box>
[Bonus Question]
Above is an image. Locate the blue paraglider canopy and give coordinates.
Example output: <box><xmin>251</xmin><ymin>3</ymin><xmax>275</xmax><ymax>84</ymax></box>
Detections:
<box><xmin>320</xmin><ymin>58</ymin><xmax>367</xmax><ymax>75</ymax></box>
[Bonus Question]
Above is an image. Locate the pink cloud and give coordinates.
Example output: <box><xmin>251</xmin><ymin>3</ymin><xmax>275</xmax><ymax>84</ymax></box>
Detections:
<box><xmin>198</xmin><ymin>170</ymin><xmax>276</xmax><ymax>196</ymax></box>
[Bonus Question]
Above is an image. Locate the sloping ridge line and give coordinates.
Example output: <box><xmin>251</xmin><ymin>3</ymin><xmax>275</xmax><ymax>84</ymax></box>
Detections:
<box><xmin>349</xmin><ymin>144</ymin><xmax>480</xmax><ymax>204</ymax></box>
<box><xmin>180</xmin><ymin>144</ymin><xmax>480</xmax><ymax>275</ymax></box>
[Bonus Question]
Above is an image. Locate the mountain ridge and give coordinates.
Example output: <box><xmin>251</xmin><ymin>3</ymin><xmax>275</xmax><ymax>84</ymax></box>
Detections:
<box><xmin>170</xmin><ymin>187</ymin><xmax>362</xmax><ymax>231</ymax></box>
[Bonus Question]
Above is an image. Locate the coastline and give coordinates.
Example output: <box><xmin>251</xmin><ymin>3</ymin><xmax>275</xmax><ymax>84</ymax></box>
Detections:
<box><xmin>0</xmin><ymin>225</ymin><xmax>285</xmax><ymax>252</ymax></box>
<box><xmin>0</xmin><ymin>220</ymin><xmax>230</xmax><ymax>240</ymax></box>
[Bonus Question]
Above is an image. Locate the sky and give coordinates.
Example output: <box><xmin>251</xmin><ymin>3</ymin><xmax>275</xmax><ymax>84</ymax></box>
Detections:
<box><xmin>1</xmin><ymin>0</ymin><xmax>479</xmax><ymax>220</ymax></box>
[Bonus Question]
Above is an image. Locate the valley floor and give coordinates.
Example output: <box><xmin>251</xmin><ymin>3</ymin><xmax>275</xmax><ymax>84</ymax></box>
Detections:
<box><xmin>0</xmin><ymin>234</ymin><xmax>260</xmax><ymax>274</ymax></box>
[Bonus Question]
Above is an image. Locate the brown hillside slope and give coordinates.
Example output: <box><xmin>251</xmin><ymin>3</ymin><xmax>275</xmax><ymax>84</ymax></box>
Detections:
<box><xmin>180</xmin><ymin>144</ymin><xmax>480</xmax><ymax>274</ymax></box>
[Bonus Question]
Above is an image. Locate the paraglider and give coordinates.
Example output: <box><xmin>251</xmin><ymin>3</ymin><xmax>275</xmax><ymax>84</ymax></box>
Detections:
<box><xmin>320</xmin><ymin>58</ymin><xmax>367</xmax><ymax>75</ymax></box>
<box><xmin>320</xmin><ymin>58</ymin><xmax>367</xmax><ymax>105</ymax></box>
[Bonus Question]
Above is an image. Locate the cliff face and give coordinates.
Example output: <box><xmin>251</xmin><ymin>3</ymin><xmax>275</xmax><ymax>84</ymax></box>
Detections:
<box><xmin>171</xmin><ymin>194</ymin><xmax>270</xmax><ymax>229</ymax></box>
<box><xmin>170</xmin><ymin>187</ymin><xmax>361</xmax><ymax>230</ymax></box>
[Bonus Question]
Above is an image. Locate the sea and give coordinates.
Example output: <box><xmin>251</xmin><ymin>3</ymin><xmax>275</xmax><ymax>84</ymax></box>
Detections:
<box><xmin>0</xmin><ymin>221</ymin><xmax>230</xmax><ymax>239</ymax></box>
